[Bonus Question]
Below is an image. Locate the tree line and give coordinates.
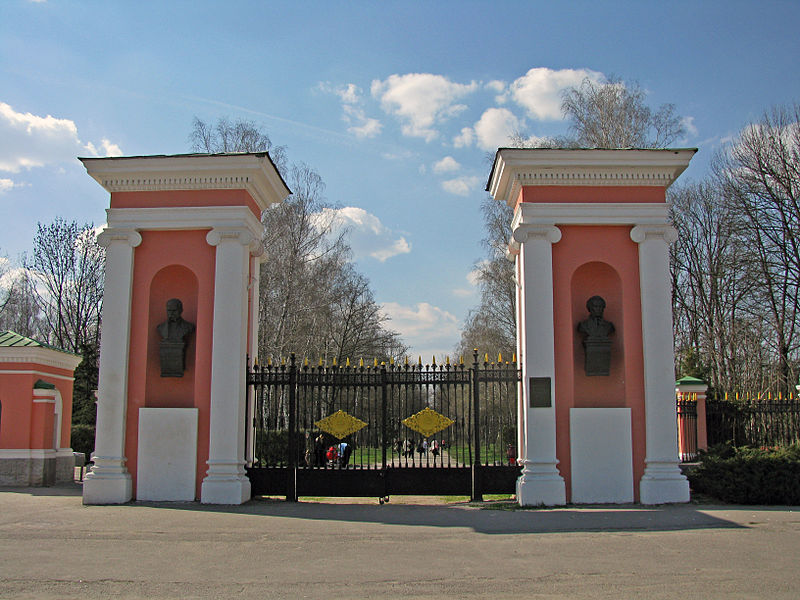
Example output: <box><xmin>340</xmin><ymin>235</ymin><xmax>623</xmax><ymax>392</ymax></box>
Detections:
<box><xmin>458</xmin><ymin>76</ymin><xmax>800</xmax><ymax>396</ymax></box>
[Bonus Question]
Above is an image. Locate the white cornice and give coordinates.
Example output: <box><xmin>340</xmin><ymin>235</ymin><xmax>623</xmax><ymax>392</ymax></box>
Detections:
<box><xmin>0</xmin><ymin>347</ymin><xmax>82</xmax><ymax>372</ymax></box>
<box><xmin>107</xmin><ymin>206</ymin><xmax>262</xmax><ymax>236</ymax></box>
<box><xmin>507</xmin><ymin>202</ymin><xmax>673</xmax><ymax>255</ymax></box>
<box><xmin>80</xmin><ymin>154</ymin><xmax>291</xmax><ymax>213</ymax></box>
<box><xmin>488</xmin><ymin>148</ymin><xmax>696</xmax><ymax>207</ymax></box>
<box><xmin>512</xmin><ymin>202</ymin><xmax>670</xmax><ymax>229</ymax></box>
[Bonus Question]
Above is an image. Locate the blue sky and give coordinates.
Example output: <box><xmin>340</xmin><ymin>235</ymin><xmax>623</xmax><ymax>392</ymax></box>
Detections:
<box><xmin>2</xmin><ymin>0</ymin><xmax>799</xmax><ymax>360</ymax></box>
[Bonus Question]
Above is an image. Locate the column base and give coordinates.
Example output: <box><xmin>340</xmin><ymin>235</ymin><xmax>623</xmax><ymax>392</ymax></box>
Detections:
<box><xmin>201</xmin><ymin>475</ymin><xmax>251</xmax><ymax>504</ymax></box>
<box><xmin>516</xmin><ymin>462</ymin><xmax>566</xmax><ymax>506</ymax></box>
<box><xmin>82</xmin><ymin>466</ymin><xmax>133</xmax><ymax>505</ymax></box>
<box><xmin>639</xmin><ymin>461</ymin><xmax>690</xmax><ymax>504</ymax></box>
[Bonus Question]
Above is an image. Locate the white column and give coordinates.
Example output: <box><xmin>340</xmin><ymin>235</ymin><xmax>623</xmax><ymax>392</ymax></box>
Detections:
<box><xmin>631</xmin><ymin>225</ymin><xmax>690</xmax><ymax>503</ymax></box>
<box><xmin>514</xmin><ymin>224</ymin><xmax>566</xmax><ymax>506</ymax></box>
<box><xmin>201</xmin><ymin>227</ymin><xmax>254</xmax><ymax>504</ymax></box>
<box><xmin>83</xmin><ymin>228</ymin><xmax>141</xmax><ymax>504</ymax></box>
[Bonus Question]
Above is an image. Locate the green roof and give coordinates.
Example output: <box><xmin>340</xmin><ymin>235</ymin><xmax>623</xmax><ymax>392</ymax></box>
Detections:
<box><xmin>33</xmin><ymin>379</ymin><xmax>56</xmax><ymax>390</ymax></box>
<box><xmin>676</xmin><ymin>375</ymin><xmax>706</xmax><ymax>385</ymax></box>
<box><xmin>0</xmin><ymin>330</ymin><xmax>78</xmax><ymax>356</ymax></box>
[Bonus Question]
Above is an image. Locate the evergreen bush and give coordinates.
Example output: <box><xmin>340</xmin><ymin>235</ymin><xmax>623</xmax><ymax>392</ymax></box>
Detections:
<box><xmin>70</xmin><ymin>424</ymin><xmax>96</xmax><ymax>458</ymax></box>
<box><xmin>687</xmin><ymin>442</ymin><xmax>800</xmax><ymax>504</ymax></box>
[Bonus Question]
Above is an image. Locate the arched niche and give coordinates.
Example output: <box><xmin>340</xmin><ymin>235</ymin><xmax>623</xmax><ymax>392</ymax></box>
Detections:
<box><xmin>571</xmin><ymin>261</ymin><xmax>626</xmax><ymax>408</ymax></box>
<box><xmin>145</xmin><ymin>265</ymin><xmax>199</xmax><ymax>408</ymax></box>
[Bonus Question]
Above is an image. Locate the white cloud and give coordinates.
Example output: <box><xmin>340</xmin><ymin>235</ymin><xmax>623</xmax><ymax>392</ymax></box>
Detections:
<box><xmin>474</xmin><ymin>107</ymin><xmax>523</xmax><ymax>150</ymax></box>
<box><xmin>371</xmin><ymin>73</ymin><xmax>478</xmax><ymax>142</ymax></box>
<box><xmin>441</xmin><ymin>175</ymin><xmax>482</xmax><ymax>196</ymax></box>
<box><xmin>320</xmin><ymin>83</ymin><xmax>383</xmax><ymax>139</ymax></box>
<box><xmin>380</xmin><ymin>301</ymin><xmax>460</xmax><ymax>361</ymax></box>
<box><xmin>467</xmin><ymin>262</ymin><xmax>487</xmax><ymax>287</ymax></box>
<box><xmin>486</xmin><ymin>80</ymin><xmax>508</xmax><ymax>104</ymax></box>
<box><xmin>509</xmin><ymin>67</ymin><xmax>602</xmax><ymax>120</ymax></box>
<box><xmin>453</xmin><ymin>127</ymin><xmax>475</xmax><ymax>148</ymax></box>
<box><xmin>486</xmin><ymin>80</ymin><xmax>506</xmax><ymax>93</ymax></box>
<box><xmin>452</xmin><ymin>263</ymin><xmax>485</xmax><ymax>297</ymax></box>
<box><xmin>313</xmin><ymin>206</ymin><xmax>411</xmax><ymax>262</ymax></box>
<box><xmin>381</xmin><ymin>149</ymin><xmax>414</xmax><ymax>161</ymax></box>
<box><xmin>681</xmin><ymin>116</ymin><xmax>698</xmax><ymax>138</ymax></box>
<box><xmin>0</xmin><ymin>102</ymin><xmax>123</xmax><ymax>172</ymax></box>
<box><xmin>433</xmin><ymin>156</ymin><xmax>460</xmax><ymax>174</ymax></box>
<box><xmin>343</xmin><ymin>105</ymin><xmax>383</xmax><ymax>138</ymax></box>
<box><xmin>0</xmin><ymin>178</ymin><xmax>22</xmax><ymax>194</ymax></box>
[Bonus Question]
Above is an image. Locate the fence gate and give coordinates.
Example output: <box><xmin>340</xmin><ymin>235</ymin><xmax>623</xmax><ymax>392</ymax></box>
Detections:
<box><xmin>245</xmin><ymin>352</ymin><xmax>520</xmax><ymax>501</ymax></box>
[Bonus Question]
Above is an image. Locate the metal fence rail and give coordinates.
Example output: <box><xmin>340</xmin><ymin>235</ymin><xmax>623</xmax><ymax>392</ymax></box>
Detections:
<box><xmin>706</xmin><ymin>398</ymin><xmax>800</xmax><ymax>448</ymax></box>
<box><xmin>245</xmin><ymin>352</ymin><xmax>520</xmax><ymax>499</ymax></box>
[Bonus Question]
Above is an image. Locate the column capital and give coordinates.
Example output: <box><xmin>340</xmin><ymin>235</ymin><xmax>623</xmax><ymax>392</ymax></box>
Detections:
<box><xmin>630</xmin><ymin>224</ymin><xmax>678</xmax><ymax>244</ymax></box>
<box><xmin>206</xmin><ymin>227</ymin><xmax>254</xmax><ymax>248</ymax></box>
<box><xmin>96</xmin><ymin>228</ymin><xmax>142</xmax><ymax>249</ymax></box>
<box><xmin>511</xmin><ymin>224</ymin><xmax>562</xmax><ymax>250</ymax></box>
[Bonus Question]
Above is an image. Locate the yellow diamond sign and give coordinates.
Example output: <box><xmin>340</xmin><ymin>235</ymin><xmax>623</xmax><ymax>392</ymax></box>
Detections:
<box><xmin>402</xmin><ymin>407</ymin><xmax>454</xmax><ymax>438</ymax></box>
<box><xmin>315</xmin><ymin>410</ymin><xmax>367</xmax><ymax>440</ymax></box>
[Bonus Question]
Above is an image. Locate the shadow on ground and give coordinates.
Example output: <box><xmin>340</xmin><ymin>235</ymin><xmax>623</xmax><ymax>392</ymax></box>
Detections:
<box><xmin>1</xmin><ymin>483</ymin><xmax>769</xmax><ymax>535</ymax></box>
<box><xmin>137</xmin><ymin>495</ymin><xmax>749</xmax><ymax>535</ymax></box>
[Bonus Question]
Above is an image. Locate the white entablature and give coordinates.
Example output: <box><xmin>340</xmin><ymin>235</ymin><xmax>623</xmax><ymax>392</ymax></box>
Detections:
<box><xmin>80</xmin><ymin>153</ymin><xmax>291</xmax><ymax>213</ymax></box>
<box><xmin>487</xmin><ymin>148</ymin><xmax>697</xmax><ymax>208</ymax></box>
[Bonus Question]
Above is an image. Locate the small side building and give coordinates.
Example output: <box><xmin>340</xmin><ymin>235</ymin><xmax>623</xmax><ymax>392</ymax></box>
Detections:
<box><xmin>0</xmin><ymin>331</ymin><xmax>82</xmax><ymax>486</ymax></box>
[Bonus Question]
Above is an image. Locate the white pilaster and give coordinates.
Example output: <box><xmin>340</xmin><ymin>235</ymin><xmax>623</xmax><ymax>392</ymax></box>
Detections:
<box><xmin>631</xmin><ymin>225</ymin><xmax>690</xmax><ymax>504</ymax></box>
<box><xmin>514</xmin><ymin>224</ymin><xmax>566</xmax><ymax>506</ymax></box>
<box><xmin>201</xmin><ymin>227</ymin><xmax>254</xmax><ymax>504</ymax></box>
<box><xmin>83</xmin><ymin>228</ymin><xmax>141</xmax><ymax>504</ymax></box>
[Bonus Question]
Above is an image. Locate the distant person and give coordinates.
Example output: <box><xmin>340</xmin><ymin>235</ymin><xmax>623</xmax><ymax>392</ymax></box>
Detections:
<box><xmin>338</xmin><ymin>441</ymin><xmax>352</xmax><ymax>468</ymax></box>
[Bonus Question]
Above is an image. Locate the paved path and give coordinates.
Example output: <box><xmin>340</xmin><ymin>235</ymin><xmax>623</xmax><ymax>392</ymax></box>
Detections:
<box><xmin>1</xmin><ymin>484</ymin><xmax>798</xmax><ymax>599</ymax></box>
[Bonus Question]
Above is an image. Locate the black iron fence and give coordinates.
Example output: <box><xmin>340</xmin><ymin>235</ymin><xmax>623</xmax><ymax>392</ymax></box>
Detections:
<box><xmin>245</xmin><ymin>352</ymin><xmax>520</xmax><ymax>499</ymax></box>
<box><xmin>706</xmin><ymin>398</ymin><xmax>800</xmax><ymax>448</ymax></box>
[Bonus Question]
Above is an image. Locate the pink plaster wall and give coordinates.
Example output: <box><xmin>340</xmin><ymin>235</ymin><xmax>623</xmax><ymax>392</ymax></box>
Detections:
<box><xmin>551</xmin><ymin>226</ymin><xmax>646</xmax><ymax>502</ymax></box>
<box><xmin>111</xmin><ymin>189</ymin><xmax>261</xmax><ymax>219</ymax></box>
<box><xmin>0</xmin><ymin>365</ymin><xmax>75</xmax><ymax>450</ymax></box>
<box><xmin>126</xmin><ymin>230</ymin><xmax>215</xmax><ymax>500</ymax></box>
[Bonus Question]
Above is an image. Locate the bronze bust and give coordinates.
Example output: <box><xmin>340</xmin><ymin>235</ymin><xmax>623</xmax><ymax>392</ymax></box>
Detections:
<box><xmin>577</xmin><ymin>295</ymin><xmax>614</xmax><ymax>376</ymax></box>
<box><xmin>157</xmin><ymin>298</ymin><xmax>195</xmax><ymax>377</ymax></box>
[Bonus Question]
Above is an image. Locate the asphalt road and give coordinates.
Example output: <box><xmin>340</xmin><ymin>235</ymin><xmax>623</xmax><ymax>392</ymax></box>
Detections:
<box><xmin>1</xmin><ymin>484</ymin><xmax>798</xmax><ymax>599</ymax></box>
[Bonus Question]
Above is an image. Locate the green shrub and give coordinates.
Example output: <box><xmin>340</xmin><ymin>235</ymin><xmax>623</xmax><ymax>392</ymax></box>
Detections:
<box><xmin>70</xmin><ymin>424</ymin><xmax>96</xmax><ymax>458</ymax></box>
<box><xmin>687</xmin><ymin>442</ymin><xmax>800</xmax><ymax>504</ymax></box>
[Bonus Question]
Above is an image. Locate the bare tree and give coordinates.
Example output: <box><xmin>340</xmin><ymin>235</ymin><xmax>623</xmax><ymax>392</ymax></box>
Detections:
<box><xmin>189</xmin><ymin>116</ymin><xmax>288</xmax><ymax>173</ymax></box>
<box><xmin>27</xmin><ymin>219</ymin><xmax>104</xmax><ymax>354</ymax></box>
<box><xmin>716</xmin><ymin>104</ymin><xmax>800</xmax><ymax>393</ymax></box>
<box><xmin>670</xmin><ymin>182</ymin><xmax>761</xmax><ymax>390</ymax></box>
<box><xmin>456</xmin><ymin>196</ymin><xmax>516</xmax><ymax>360</ymax></box>
<box><xmin>190</xmin><ymin>116</ymin><xmax>407</xmax><ymax>363</ymax></box>
<box><xmin>0</xmin><ymin>260</ymin><xmax>44</xmax><ymax>338</ymax></box>
<box><xmin>561</xmin><ymin>76</ymin><xmax>685</xmax><ymax>148</ymax></box>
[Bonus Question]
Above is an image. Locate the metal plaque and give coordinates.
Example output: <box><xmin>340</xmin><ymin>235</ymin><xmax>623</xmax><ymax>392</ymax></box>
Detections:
<box><xmin>530</xmin><ymin>377</ymin><xmax>551</xmax><ymax>408</ymax></box>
